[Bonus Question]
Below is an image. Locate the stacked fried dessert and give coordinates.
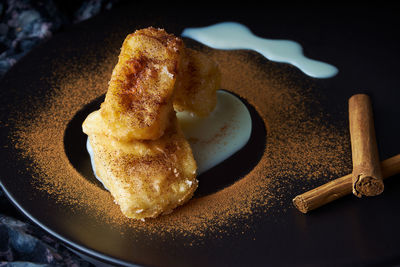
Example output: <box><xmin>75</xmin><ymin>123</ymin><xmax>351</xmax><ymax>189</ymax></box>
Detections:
<box><xmin>82</xmin><ymin>27</ymin><xmax>220</xmax><ymax>219</ymax></box>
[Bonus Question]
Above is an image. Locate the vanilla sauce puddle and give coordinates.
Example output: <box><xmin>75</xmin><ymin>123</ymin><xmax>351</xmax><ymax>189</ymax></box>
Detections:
<box><xmin>182</xmin><ymin>22</ymin><xmax>338</xmax><ymax>78</ymax></box>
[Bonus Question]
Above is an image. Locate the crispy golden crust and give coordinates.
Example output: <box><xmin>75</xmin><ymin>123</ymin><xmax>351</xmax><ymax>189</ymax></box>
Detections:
<box><xmin>100</xmin><ymin>27</ymin><xmax>184</xmax><ymax>141</ymax></box>
<box><xmin>174</xmin><ymin>48</ymin><xmax>221</xmax><ymax>117</ymax></box>
<box><xmin>82</xmin><ymin>27</ymin><xmax>221</xmax><ymax>219</ymax></box>
<box><xmin>87</xmin><ymin>111</ymin><xmax>197</xmax><ymax>219</ymax></box>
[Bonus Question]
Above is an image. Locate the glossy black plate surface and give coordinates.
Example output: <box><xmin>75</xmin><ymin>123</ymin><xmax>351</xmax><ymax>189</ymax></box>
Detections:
<box><xmin>1</xmin><ymin>4</ymin><xmax>400</xmax><ymax>266</ymax></box>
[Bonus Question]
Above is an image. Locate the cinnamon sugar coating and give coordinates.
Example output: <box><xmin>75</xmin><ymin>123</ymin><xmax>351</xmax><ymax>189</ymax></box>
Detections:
<box><xmin>174</xmin><ymin>48</ymin><xmax>221</xmax><ymax>117</ymax></box>
<box><xmin>82</xmin><ymin>27</ymin><xmax>220</xmax><ymax>219</ymax></box>
<box><xmin>100</xmin><ymin>27</ymin><xmax>183</xmax><ymax>141</ymax></box>
<box><xmin>85</xmin><ymin>112</ymin><xmax>198</xmax><ymax>219</ymax></box>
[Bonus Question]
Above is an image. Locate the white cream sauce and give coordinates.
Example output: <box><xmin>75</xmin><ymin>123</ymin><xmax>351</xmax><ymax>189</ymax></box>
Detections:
<box><xmin>176</xmin><ymin>90</ymin><xmax>251</xmax><ymax>175</ymax></box>
<box><xmin>181</xmin><ymin>21</ymin><xmax>338</xmax><ymax>78</ymax></box>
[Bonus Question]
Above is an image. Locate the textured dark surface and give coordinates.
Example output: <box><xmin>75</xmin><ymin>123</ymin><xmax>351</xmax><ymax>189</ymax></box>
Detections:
<box><xmin>1</xmin><ymin>2</ymin><xmax>400</xmax><ymax>267</ymax></box>
<box><xmin>0</xmin><ymin>0</ymin><xmax>122</xmax><ymax>77</ymax></box>
<box><xmin>0</xmin><ymin>214</ymin><xmax>93</xmax><ymax>266</ymax></box>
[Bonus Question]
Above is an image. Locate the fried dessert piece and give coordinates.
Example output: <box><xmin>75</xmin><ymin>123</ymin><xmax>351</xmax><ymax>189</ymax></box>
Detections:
<box><xmin>100</xmin><ymin>27</ymin><xmax>184</xmax><ymax>141</ymax></box>
<box><xmin>84</xmin><ymin>111</ymin><xmax>198</xmax><ymax>219</ymax></box>
<box><xmin>82</xmin><ymin>27</ymin><xmax>221</xmax><ymax>219</ymax></box>
<box><xmin>174</xmin><ymin>48</ymin><xmax>221</xmax><ymax>117</ymax></box>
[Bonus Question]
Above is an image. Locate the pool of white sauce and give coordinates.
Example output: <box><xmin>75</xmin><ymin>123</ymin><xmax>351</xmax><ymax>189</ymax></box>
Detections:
<box><xmin>176</xmin><ymin>90</ymin><xmax>252</xmax><ymax>174</ymax></box>
<box><xmin>182</xmin><ymin>21</ymin><xmax>338</xmax><ymax>78</ymax></box>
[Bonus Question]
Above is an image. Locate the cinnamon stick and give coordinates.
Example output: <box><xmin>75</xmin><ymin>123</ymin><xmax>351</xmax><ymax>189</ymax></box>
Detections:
<box><xmin>293</xmin><ymin>154</ymin><xmax>400</xmax><ymax>213</ymax></box>
<box><xmin>349</xmin><ymin>94</ymin><xmax>384</xmax><ymax>197</ymax></box>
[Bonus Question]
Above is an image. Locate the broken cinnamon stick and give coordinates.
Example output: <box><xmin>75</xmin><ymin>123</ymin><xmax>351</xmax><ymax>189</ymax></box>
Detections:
<box><xmin>349</xmin><ymin>94</ymin><xmax>384</xmax><ymax>197</ymax></box>
<box><xmin>293</xmin><ymin>154</ymin><xmax>400</xmax><ymax>213</ymax></box>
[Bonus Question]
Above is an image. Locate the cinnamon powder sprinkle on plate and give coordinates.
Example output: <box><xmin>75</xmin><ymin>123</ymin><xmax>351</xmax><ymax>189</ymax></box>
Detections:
<box><xmin>9</xmin><ymin>42</ymin><xmax>352</xmax><ymax>244</ymax></box>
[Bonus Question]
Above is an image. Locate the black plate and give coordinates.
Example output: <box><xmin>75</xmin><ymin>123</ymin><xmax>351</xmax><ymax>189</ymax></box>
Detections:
<box><xmin>1</xmin><ymin>4</ymin><xmax>400</xmax><ymax>267</ymax></box>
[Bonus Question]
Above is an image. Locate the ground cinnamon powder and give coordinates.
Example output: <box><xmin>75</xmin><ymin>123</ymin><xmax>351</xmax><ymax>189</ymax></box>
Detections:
<box><xmin>10</xmin><ymin>43</ymin><xmax>352</xmax><ymax>243</ymax></box>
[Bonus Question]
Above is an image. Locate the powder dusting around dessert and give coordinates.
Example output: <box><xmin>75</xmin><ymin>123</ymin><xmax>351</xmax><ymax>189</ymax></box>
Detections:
<box><xmin>10</xmin><ymin>39</ymin><xmax>352</xmax><ymax>244</ymax></box>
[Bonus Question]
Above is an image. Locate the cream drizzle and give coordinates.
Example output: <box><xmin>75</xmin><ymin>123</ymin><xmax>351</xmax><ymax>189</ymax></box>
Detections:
<box><xmin>182</xmin><ymin>21</ymin><xmax>338</xmax><ymax>78</ymax></box>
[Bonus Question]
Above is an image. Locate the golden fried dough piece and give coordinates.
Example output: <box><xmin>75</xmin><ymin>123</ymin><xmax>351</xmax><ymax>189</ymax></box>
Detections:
<box><xmin>100</xmin><ymin>27</ymin><xmax>184</xmax><ymax>141</ymax></box>
<box><xmin>86</xmin><ymin>112</ymin><xmax>198</xmax><ymax>219</ymax></box>
<box><xmin>174</xmin><ymin>48</ymin><xmax>221</xmax><ymax>117</ymax></box>
<box><xmin>82</xmin><ymin>27</ymin><xmax>222</xmax><ymax>219</ymax></box>
<box><xmin>82</xmin><ymin>109</ymin><xmax>108</xmax><ymax>137</ymax></box>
